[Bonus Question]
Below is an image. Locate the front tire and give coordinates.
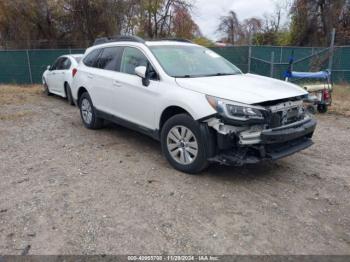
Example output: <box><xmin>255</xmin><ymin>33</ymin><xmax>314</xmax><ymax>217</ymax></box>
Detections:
<box><xmin>78</xmin><ymin>92</ymin><xmax>103</xmax><ymax>129</ymax></box>
<box><xmin>161</xmin><ymin>114</ymin><xmax>208</xmax><ymax>174</ymax></box>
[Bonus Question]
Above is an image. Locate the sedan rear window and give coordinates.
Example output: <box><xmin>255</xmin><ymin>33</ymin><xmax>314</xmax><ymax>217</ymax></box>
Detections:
<box><xmin>74</xmin><ymin>57</ymin><xmax>82</xmax><ymax>63</ymax></box>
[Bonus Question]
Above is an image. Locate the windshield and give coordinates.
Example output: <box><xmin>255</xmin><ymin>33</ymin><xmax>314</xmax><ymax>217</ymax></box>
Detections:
<box><xmin>149</xmin><ymin>45</ymin><xmax>242</xmax><ymax>78</ymax></box>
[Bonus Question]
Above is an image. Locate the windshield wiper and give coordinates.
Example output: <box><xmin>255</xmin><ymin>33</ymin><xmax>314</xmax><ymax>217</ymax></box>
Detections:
<box><xmin>205</xmin><ymin>73</ymin><xmax>237</xmax><ymax>77</ymax></box>
<box><xmin>175</xmin><ymin>75</ymin><xmax>199</xmax><ymax>78</ymax></box>
<box><xmin>175</xmin><ymin>73</ymin><xmax>239</xmax><ymax>78</ymax></box>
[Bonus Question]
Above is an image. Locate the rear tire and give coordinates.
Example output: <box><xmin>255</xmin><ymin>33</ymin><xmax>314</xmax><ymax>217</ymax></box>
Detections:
<box><xmin>65</xmin><ymin>83</ymin><xmax>75</xmax><ymax>106</ymax></box>
<box><xmin>78</xmin><ymin>92</ymin><xmax>103</xmax><ymax>129</ymax></box>
<box><xmin>43</xmin><ymin>80</ymin><xmax>51</xmax><ymax>96</ymax></box>
<box><xmin>161</xmin><ymin>114</ymin><xmax>209</xmax><ymax>174</ymax></box>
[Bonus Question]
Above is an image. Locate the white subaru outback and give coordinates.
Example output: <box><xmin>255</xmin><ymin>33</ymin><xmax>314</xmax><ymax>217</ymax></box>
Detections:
<box><xmin>71</xmin><ymin>36</ymin><xmax>317</xmax><ymax>174</ymax></box>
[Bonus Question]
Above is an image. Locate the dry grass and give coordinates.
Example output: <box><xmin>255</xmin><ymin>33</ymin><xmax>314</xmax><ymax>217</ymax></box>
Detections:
<box><xmin>0</xmin><ymin>85</ymin><xmax>41</xmax><ymax>121</ymax></box>
<box><xmin>329</xmin><ymin>84</ymin><xmax>350</xmax><ymax>117</ymax></box>
<box><xmin>0</xmin><ymin>85</ymin><xmax>42</xmax><ymax>105</ymax></box>
<box><xmin>0</xmin><ymin>111</ymin><xmax>34</xmax><ymax>121</ymax></box>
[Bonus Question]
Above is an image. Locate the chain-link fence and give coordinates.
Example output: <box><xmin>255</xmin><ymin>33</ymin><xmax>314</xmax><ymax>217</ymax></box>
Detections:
<box><xmin>0</xmin><ymin>46</ymin><xmax>349</xmax><ymax>84</ymax></box>
<box><xmin>214</xmin><ymin>45</ymin><xmax>350</xmax><ymax>83</ymax></box>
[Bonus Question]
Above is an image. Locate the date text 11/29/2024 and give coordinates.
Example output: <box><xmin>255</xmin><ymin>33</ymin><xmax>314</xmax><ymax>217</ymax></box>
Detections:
<box><xmin>127</xmin><ymin>255</ymin><xmax>219</xmax><ymax>261</ymax></box>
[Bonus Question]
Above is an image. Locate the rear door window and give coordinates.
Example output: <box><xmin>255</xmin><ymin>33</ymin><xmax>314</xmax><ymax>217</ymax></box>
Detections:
<box><xmin>51</xmin><ymin>58</ymin><xmax>63</xmax><ymax>70</ymax></box>
<box><xmin>97</xmin><ymin>46</ymin><xmax>124</xmax><ymax>71</ymax></box>
<box><xmin>83</xmin><ymin>49</ymin><xmax>102</xmax><ymax>67</ymax></box>
<box><xmin>55</xmin><ymin>58</ymin><xmax>67</xmax><ymax>70</ymax></box>
<box><xmin>61</xmin><ymin>58</ymin><xmax>71</xmax><ymax>70</ymax></box>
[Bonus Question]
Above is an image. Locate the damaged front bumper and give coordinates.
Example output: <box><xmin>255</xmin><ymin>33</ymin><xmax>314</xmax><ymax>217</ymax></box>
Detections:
<box><xmin>206</xmin><ymin>116</ymin><xmax>317</xmax><ymax>166</ymax></box>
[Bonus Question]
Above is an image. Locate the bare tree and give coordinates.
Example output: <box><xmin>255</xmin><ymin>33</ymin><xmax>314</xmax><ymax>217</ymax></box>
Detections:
<box><xmin>217</xmin><ymin>10</ymin><xmax>241</xmax><ymax>44</ymax></box>
<box><xmin>241</xmin><ymin>18</ymin><xmax>263</xmax><ymax>44</ymax></box>
<box><xmin>140</xmin><ymin>0</ymin><xmax>194</xmax><ymax>39</ymax></box>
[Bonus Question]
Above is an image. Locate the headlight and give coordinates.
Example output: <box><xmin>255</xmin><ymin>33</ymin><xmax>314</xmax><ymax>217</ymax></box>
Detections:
<box><xmin>206</xmin><ymin>95</ymin><xmax>265</xmax><ymax>121</ymax></box>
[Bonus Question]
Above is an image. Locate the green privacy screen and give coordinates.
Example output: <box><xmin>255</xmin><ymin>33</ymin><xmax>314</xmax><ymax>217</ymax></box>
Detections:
<box><xmin>0</xmin><ymin>46</ymin><xmax>349</xmax><ymax>84</ymax></box>
<box><xmin>0</xmin><ymin>50</ymin><xmax>31</xmax><ymax>84</ymax></box>
<box><xmin>211</xmin><ymin>46</ymin><xmax>249</xmax><ymax>73</ymax></box>
<box><xmin>0</xmin><ymin>49</ymin><xmax>85</xmax><ymax>84</ymax></box>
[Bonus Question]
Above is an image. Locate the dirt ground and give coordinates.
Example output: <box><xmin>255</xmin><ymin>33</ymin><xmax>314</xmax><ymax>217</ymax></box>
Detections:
<box><xmin>0</xmin><ymin>85</ymin><xmax>350</xmax><ymax>255</ymax></box>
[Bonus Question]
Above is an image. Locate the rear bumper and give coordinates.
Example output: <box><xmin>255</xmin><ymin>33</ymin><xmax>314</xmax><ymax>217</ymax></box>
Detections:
<box><xmin>209</xmin><ymin>117</ymin><xmax>317</xmax><ymax>166</ymax></box>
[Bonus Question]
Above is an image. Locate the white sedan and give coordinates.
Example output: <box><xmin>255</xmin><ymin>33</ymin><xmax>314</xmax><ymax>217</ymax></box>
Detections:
<box><xmin>42</xmin><ymin>54</ymin><xmax>83</xmax><ymax>105</ymax></box>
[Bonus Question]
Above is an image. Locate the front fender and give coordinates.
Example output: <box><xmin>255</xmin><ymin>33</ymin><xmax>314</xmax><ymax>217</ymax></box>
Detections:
<box><xmin>156</xmin><ymin>87</ymin><xmax>217</xmax><ymax>129</ymax></box>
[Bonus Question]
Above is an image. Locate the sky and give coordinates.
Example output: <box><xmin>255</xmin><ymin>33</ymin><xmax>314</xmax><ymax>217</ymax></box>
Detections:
<box><xmin>192</xmin><ymin>0</ymin><xmax>283</xmax><ymax>40</ymax></box>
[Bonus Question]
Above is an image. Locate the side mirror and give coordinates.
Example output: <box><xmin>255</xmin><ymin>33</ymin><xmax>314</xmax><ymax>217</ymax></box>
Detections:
<box><xmin>135</xmin><ymin>66</ymin><xmax>150</xmax><ymax>87</ymax></box>
<box><xmin>135</xmin><ymin>66</ymin><xmax>147</xmax><ymax>79</ymax></box>
<box><xmin>47</xmin><ymin>65</ymin><xmax>51</xmax><ymax>71</ymax></box>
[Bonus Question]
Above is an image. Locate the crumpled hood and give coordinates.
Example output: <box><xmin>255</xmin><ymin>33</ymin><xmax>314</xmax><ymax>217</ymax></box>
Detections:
<box><xmin>175</xmin><ymin>73</ymin><xmax>307</xmax><ymax>105</ymax></box>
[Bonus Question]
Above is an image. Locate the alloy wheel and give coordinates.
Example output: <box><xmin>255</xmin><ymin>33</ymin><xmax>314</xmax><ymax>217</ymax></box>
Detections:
<box><xmin>81</xmin><ymin>98</ymin><xmax>93</xmax><ymax>124</ymax></box>
<box><xmin>166</xmin><ymin>125</ymin><xmax>199</xmax><ymax>165</ymax></box>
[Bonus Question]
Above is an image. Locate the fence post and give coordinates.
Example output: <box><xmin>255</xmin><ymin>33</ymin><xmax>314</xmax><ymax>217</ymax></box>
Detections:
<box><xmin>26</xmin><ymin>50</ymin><xmax>33</xmax><ymax>84</ymax></box>
<box><xmin>328</xmin><ymin>28</ymin><xmax>336</xmax><ymax>72</ymax></box>
<box><xmin>270</xmin><ymin>51</ymin><xmax>275</xmax><ymax>78</ymax></box>
<box><xmin>247</xmin><ymin>35</ymin><xmax>252</xmax><ymax>73</ymax></box>
<box><xmin>280</xmin><ymin>47</ymin><xmax>283</xmax><ymax>63</ymax></box>
<box><xmin>248</xmin><ymin>45</ymin><xmax>252</xmax><ymax>73</ymax></box>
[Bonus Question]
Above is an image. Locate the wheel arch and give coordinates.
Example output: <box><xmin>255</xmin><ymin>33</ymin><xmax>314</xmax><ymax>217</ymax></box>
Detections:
<box><xmin>159</xmin><ymin>106</ymin><xmax>193</xmax><ymax>132</ymax></box>
<box><xmin>77</xmin><ymin>86</ymin><xmax>88</xmax><ymax>104</ymax></box>
<box><xmin>63</xmin><ymin>81</ymin><xmax>69</xmax><ymax>97</ymax></box>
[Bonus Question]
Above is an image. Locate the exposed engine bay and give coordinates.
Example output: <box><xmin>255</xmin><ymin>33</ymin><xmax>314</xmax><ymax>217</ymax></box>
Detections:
<box><xmin>203</xmin><ymin>99</ymin><xmax>316</xmax><ymax>166</ymax></box>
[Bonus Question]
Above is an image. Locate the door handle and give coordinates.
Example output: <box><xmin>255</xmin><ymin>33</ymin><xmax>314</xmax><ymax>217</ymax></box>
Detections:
<box><xmin>87</xmin><ymin>74</ymin><xmax>94</xmax><ymax>79</ymax></box>
<box><xmin>113</xmin><ymin>80</ymin><xmax>122</xmax><ymax>87</ymax></box>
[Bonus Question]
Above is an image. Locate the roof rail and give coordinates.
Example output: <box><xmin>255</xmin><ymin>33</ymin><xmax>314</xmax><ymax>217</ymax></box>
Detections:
<box><xmin>160</xmin><ymin>38</ymin><xmax>193</xmax><ymax>43</ymax></box>
<box><xmin>93</xmin><ymin>35</ymin><xmax>146</xmax><ymax>46</ymax></box>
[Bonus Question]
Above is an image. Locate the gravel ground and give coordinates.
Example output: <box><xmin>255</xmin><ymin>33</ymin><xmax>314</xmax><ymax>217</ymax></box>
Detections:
<box><xmin>0</xmin><ymin>86</ymin><xmax>350</xmax><ymax>255</ymax></box>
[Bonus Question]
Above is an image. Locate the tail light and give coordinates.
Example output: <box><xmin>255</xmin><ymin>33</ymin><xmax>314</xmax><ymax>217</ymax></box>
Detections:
<box><xmin>323</xmin><ymin>89</ymin><xmax>331</xmax><ymax>101</ymax></box>
<box><xmin>72</xmin><ymin>68</ymin><xmax>78</xmax><ymax>77</ymax></box>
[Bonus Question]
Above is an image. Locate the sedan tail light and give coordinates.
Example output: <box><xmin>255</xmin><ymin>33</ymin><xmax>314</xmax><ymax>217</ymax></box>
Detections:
<box><xmin>72</xmin><ymin>68</ymin><xmax>78</xmax><ymax>77</ymax></box>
